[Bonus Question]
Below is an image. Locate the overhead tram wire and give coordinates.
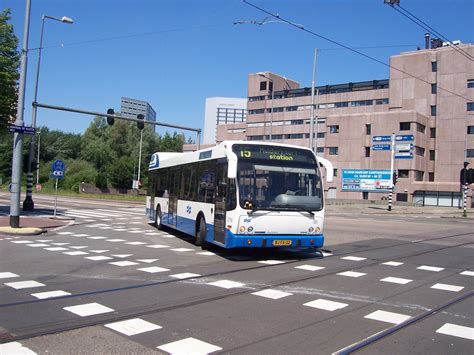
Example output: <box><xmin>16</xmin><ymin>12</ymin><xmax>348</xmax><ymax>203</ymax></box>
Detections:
<box><xmin>242</xmin><ymin>0</ymin><xmax>471</xmax><ymax>102</ymax></box>
<box><xmin>388</xmin><ymin>3</ymin><xmax>474</xmax><ymax>61</ymax></box>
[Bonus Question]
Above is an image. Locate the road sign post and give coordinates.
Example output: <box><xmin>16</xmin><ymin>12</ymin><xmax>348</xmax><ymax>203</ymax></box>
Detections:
<box><xmin>51</xmin><ymin>159</ymin><xmax>65</xmax><ymax>218</ymax></box>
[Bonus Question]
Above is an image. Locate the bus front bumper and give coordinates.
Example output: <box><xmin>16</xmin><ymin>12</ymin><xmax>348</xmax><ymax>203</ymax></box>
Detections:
<box><xmin>224</xmin><ymin>230</ymin><xmax>324</xmax><ymax>249</ymax></box>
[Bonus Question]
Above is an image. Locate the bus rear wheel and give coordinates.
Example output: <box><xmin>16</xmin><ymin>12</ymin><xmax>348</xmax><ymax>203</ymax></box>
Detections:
<box><xmin>155</xmin><ymin>206</ymin><xmax>163</xmax><ymax>230</ymax></box>
<box><xmin>195</xmin><ymin>216</ymin><xmax>208</xmax><ymax>249</ymax></box>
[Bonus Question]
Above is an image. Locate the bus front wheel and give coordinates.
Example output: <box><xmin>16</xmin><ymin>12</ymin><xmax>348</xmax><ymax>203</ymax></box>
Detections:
<box><xmin>195</xmin><ymin>216</ymin><xmax>208</xmax><ymax>249</ymax></box>
<box><xmin>155</xmin><ymin>206</ymin><xmax>163</xmax><ymax>230</ymax></box>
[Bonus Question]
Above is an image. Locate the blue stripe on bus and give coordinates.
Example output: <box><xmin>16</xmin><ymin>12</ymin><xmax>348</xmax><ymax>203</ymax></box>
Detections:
<box><xmin>224</xmin><ymin>229</ymin><xmax>324</xmax><ymax>248</ymax></box>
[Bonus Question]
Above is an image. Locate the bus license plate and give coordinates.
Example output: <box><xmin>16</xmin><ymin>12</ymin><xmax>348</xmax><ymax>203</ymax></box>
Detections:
<box><xmin>273</xmin><ymin>240</ymin><xmax>292</xmax><ymax>246</ymax></box>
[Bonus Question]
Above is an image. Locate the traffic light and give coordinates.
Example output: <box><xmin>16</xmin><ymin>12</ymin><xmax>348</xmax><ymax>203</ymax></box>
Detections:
<box><xmin>137</xmin><ymin>114</ymin><xmax>144</xmax><ymax>130</ymax></box>
<box><xmin>392</xmin><ymin>172</ymin><xmax>398</xmax><ymax>186</ymax></box>
<box><xmin>106</xmin><ymin>108</ymin><xmax>115</xmax><ymax>126</ymax></box>
<box><xmin>31</xmin><ymin>161</ymin><xmax>39</xmax><ymax>171</ymax></box>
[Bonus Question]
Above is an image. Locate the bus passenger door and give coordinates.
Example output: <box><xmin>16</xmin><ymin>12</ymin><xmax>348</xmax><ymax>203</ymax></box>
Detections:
<box><xmin>167</xmin><ymin>167</ymin><xmax>180</xmax><ymax>226</ymax></box>
<box><xmin>214</xmin><ymin>163</ymin><xmax>227</xmax><ymax>244</ymax></box>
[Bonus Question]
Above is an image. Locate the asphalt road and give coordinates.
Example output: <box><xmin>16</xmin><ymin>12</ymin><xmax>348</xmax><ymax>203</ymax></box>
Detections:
<box><xmin>0</xmin><ymin>194</ymin><xmax>472</xmax><ymax>354</ymax></box>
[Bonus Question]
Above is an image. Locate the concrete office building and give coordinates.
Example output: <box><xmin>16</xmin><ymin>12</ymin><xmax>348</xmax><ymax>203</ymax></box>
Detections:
<box><xmin>203</xmin><ymin>97</ymin><xmax>247</xmax><ymax>144</ymax></box>
<box><xmin>216</xmin><ymin>43</ymin><xmax>474</xmax><ymax>207</ymax></box>
<box><xmin>120</xmin><ymin>97</ymin><xmax>157</xmax><ymax>131</ymax></box>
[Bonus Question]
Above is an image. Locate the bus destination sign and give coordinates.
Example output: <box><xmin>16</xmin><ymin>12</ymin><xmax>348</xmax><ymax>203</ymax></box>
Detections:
<box><xmin>233</xmin><ymin>144</ymin><xmax>315</xmax><ymax>164</ymax></box>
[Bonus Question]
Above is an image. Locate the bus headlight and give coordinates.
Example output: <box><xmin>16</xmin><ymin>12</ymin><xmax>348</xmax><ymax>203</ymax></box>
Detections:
<box><xmin>247</xmin><ymin>226</ymin><xmax>254</xmax><ymax>234</ymax></box>
<box><xmin>315</xmin><ymin>227</ymin><xmax>321</xmax><ymax>234</ymax></box>
<box><xmin>239</xmin><ymin>226</ymin><xmax>246</xmax><ymax>233</ymax></box>
<box><xmin>308</xmin><ymin>227</ymin><xmax>314</xmax><ymax>234</ymax></box>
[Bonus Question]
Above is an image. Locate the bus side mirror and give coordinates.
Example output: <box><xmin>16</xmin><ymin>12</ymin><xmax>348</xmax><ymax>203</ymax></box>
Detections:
<box><xmin>317</xmin><ymin>156</ymin><xmax>334</xmax><ymax>183</ymax></box>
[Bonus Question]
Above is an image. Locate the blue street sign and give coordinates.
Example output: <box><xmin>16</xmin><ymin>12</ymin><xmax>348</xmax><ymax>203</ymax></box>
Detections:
<box><xmin>372</xmin><ymin>135</ymin><xmax>391</xmax><ymax>142</ymax></box>
<box><xmin>395</xmin><ymin>152</ymin><xmax>414</xmax><ymax>159</ymax></box>
<box><xmin>51</xmin><ymin>159</ymin><xmax>65</xmax><ymax>180</ymax></box>
<box><xmin>8</xmin><ymin>124</ymin><xmax>35</xmax><ymax>135</ymax></box>
<box><xmin>372</xmin><ymin>144</ymin><xmax>391</xmax><ymax>151</ymax></box>
<box><xmin>395</xmin><ymin>134</ymin><xmax>414</xmax><ymax>142</ymax></box>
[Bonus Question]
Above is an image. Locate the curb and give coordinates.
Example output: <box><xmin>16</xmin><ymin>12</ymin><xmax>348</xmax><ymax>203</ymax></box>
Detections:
<box><xmin>0</xmin><ymin>227</ymin><xmax>46</xmax><ymax>236</ymax></box>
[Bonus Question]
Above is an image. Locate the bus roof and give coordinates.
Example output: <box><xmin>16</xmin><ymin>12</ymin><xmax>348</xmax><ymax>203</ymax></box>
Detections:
<box><xmin>148</xmin><ymin>140</ymin><xmax>317</xmax><ymax>171</ymax></box>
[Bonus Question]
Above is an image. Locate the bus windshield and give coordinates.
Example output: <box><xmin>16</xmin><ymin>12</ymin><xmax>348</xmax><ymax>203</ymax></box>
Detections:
<box><xmin>236</xmin><ymin>161</ymin><xmax>323</xmax><ymax>212</ymax></box>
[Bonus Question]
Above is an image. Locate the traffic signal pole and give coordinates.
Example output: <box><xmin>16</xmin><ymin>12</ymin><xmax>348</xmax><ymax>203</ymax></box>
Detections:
<box><xmin>10</xmin><ymin>0</ymin><xmax>31</xmax><ymax>228</ymax></box>
<box><xmin>388</xmin><ymin>133</ymin><xmax>395</xmax><ymax>211</ymax></box>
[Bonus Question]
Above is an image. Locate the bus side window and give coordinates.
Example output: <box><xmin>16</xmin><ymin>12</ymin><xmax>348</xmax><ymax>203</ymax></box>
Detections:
<box><xmin>227</xmin><ymin>178</ymin><xmax>237</xmax><ymax>210</ymax></box>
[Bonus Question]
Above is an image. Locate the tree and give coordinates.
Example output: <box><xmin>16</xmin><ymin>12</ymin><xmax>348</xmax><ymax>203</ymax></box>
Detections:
<box><xmin>0</xmin><ymin>9</ymin><xmax>20</xmax><ymax>135</ymax></box>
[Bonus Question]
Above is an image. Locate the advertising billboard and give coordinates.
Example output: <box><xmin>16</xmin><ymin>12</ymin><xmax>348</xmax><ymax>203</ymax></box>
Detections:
<box><xmin>342</xmin><ymin>169</ymin><xmax>392</xmax><ymax>192</ymax></box>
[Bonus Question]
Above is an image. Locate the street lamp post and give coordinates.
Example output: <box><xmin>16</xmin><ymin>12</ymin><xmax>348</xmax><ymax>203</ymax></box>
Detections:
<box><xmin>258</xmin><ymin>73</ymin><xmax>274</xmax><ymax>141</ymax></box>
<box><xmin>23</xmin><ymin>14</ymin><xmax>73</xmax><ymax>211</ymax></box>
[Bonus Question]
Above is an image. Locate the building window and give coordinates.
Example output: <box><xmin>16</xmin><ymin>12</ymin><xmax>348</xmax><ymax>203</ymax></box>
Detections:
<box><xmin>333</xmin><ymin>169</ymin><xmax>338</xmax><ymax>177</ymax></box>
<box><xmin>334</xmin><ymin>101</ymin><xmax>349</xmax><ymax>108</ymax></box>
<box><xmin>431</xmin><ymin>105</ymin><xmax>437</xmax><ymax>116</ymax></box>
<box><xmin>329</xmin><ymin>125</ymin><xmax>339</xmax><ymax>133</ymax></box>
<box><xmin>415</xmin><ymin>146</ymin><xmax>425</xmax><ymax>156</ymax></box>
<box><xmin>400</xmin><ymin>122</ymin><xmax>411</xmax><ymax>131</ymax></box>
<box><xmin>398</xmin><ymin>170</ymin><xmax>409</xmax><ymax>178</ymax></box>
<box><xmin>317</xmin><ymin>132</ymin><xmax>325</xmax><ymax>138</ymax></box>
<box><xmin>468</xmin><ymin>126</ymin><xmax>474</xmax><ymax>134</ymax></box>
<box><xmin>467</xmin><ymin>79</ymin><xmax>474</xmax><ymax>88</ymax></box>
<box><xmin>290</xmin><ymin>119</ymin><xmax>304</xmax><ymax>125</ymax></box>
<box><xmin>430</xmin><ymin>127</ymin><xmax>436</xmax><ymax>138</ymax></box>
<box><xmin>248</xmin><ymin>109</ymin><xmax>265</xmax><ymax>115</ymax></box>
<box><xmin>365</xmin><ymin>147</ymin><xmax>371</xmax><ymax>157</ymax></box>
<box><xmin>286</xmin><ymin>106</ymin><xmax>298</xmax><ymax>111</ymax></box>
<box><xmin>429</xmin><ymin>150</ymin><xmax>435</xmax><ymax>160</ymax></box>
<box><xmin>366</xmin><ymin>124</ymin><xmax>371</xmax><ymax>135</ymax></box>
<box><xmin>316</xmin><ymin>147</ymin><xmax>324</xmax><ymax>153</ymax></box>
<box><xmin>416</xmin><ymin>123</ymin><xmax>426</xmax><ymax>133</ymax></box>
<box><xmin>362</xmin><ymin>192</ymin><xmax>369</xmax><ymax>200</ymax></box>
<box><xmin>429</xmin><ymin>172</ymin><xmax>435</xmax><ymax>181</ymax></box>
<box><xmin>396</xmin><ymin>193</ymin><xmax>408</xmax><ymax>202</ymax></box>
<box><xmin>350</xmin><ymin>100</ymin><xmax>373</xmax><ymax>107</ymax></box>
<box><xmin>467</xmin><ymin>102</ymin><xmax>474</xmax><ymax>111</ymax></box>
<box><xmin>328</xmin><ymin>147</ymin><xmax>339</xmax><ymax>155</ymax></box>
<box><xmin>259</xmin><ymin>81</ymin><xmax>267</xmax><ymax>91</ymax></box>
<box><xmin>375</xmin><ymin>98</ymin><xmax>389</xmax><ymax>105</ymax></box>
<box><xmin>467</xmin><ymin>149</ymin><xmax>474</xmax><ymax>158</ymax></box>
<box><xmin>415</xmin><ymin>170</ymin><xmax>424</xmax><ymax>181</ymax></box>
<box><xmin>431</xmin><ymin>84</ymin><xmax>437</xmax><ymax>94</ymax></box>
<box><xmin>431</xmin><ymin>61</ymin><xmax>437</xmax><ymax>72</ymax></box>
<box><xmin>287</xmin><ymin>134</ymin><xmax>304</xmax><ymax>139</ymax></box>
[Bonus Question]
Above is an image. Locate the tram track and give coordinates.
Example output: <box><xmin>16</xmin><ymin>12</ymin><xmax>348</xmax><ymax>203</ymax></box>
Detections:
<box><xmin>1</xmin><ymin>230</ymin><xmax>472</xmax><ymax>344</ymax></box>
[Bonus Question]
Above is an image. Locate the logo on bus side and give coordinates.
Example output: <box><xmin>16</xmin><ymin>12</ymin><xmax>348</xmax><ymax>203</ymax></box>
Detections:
<box><xmin>149</xmin><ymin>153</ymin><xmax>159</xmax><ymax>169</ymax></box>
<box><xmin>186</xmin><ymin>205</ymin><xmax>192</xmax><ymax>214</ymax></box>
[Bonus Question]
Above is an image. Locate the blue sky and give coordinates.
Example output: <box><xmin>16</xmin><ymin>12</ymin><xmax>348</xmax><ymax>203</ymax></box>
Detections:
<box><xmin>5</xmin><ymin>0</ymin><xmax>473</xmax><ymax>139</ymax></box>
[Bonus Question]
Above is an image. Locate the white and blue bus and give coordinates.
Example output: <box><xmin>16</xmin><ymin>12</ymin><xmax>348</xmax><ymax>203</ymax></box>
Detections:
<box><xmin>146</xmin><ymin>141</ymin><xmax>333</xmax><ymax>249</ymax></box>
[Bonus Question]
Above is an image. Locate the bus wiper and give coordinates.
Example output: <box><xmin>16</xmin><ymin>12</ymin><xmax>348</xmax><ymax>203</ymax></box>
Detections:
<box><xmin>271</xmin><ymin>204</ymin><xmax>314</xmax><ymax>216</ymax></box>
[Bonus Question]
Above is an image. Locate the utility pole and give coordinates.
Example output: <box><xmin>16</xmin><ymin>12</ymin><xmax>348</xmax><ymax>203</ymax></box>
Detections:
<box><xmin>10</xmin><ymin>0</ymin><xmax>32</xmax><ymax>228</ymax></box>
<box><xmin>309</xmin><ymin>48</ymin><xmax>318</xmax><ymax>152</ymax></box>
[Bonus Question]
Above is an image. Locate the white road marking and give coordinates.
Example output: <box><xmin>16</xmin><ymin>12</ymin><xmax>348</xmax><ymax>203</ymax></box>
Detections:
<box><xmin>196</xmin><ymin>251</ymin><xmax>216</xmax><ymax>256</ymax></box>
<box><xmin>63</xmin><ymin>302</ymin><xmax>114</xmax><ymax>317</ymax></box>
<box><xmin>27</xmin><ymin>243</ymin><xmax>50</xmax><ymax>247</ymax></box>
<box><xmin>105</xmin><ymin>318</ymin><xmax>162</xmax><ymax>336</ymax></box>
<box><xmin>252</xmin><ymin>289</ymin><xmax>293</xmax><ymax>299</ymax></box>
<box><xmin>430</xmin><ymin>283</ymin><xmax>464</xmax><ymax>292</ymax></box>
<box><xmin>106</xmin><ymin>239</ymin><xmax>126</xmax><ymax>242</ymax></box>
<box><xmin>31</xmin><ymin>290</ymin><xmax>71</xmax><ymax>299</ymax></box>
<box><xmin>417</xmin><ymin>265</ymin><xmax>444</xmax><ymax>272</ymax></box>
<box><xmin>0</xmin><ymin>272</ymin><xmax>19</xmax><ymax>279</ymax></box>
<box><xmin>341</xmin><ymin>256</ymin><xmax>367</xmax><ymax>261</ymax></box>
<box><xmin>157</xmin><ymin>337</ymin><xmax>222</xmax><ymax>354</ymax></box>
<box><xmin>36</xmin><ymin>239</ymin><xmax>52</xmax><ymax>242</ymax></box>
<box><xmin>126</xmin><ymin>242</ymin><xmax>147</xmax><ymax>245</ymax></box>
<box><xmin>112</xmin><ymin>254</ymin><xmax>133</xmax><ymax>258</ymax></box>
<box><xmin>5</xmin><ymin>280</ymin><xmax>45</xmax><ymax>289</ymax></box>
<box><xmin>337</xmin><ymin>271</ymin><xmax>366</xmax><ymax>278</ymax></box>
<box><xmin>51</xmin><ymin>242</ymin><xmax>69</xmax><ymax>245</ymax></box>
<box><xmin>109</xmin><ymin>261</ymin><xmax>139</xmax><ymax>267</ymax></box>
<box><xmin>136</xmin><ymin>259</ymin><xmax>158</xmax><ymax>263</ymax></box>
<box><xmin>85</xmin><ymin>256</ymin><xmax>113</xmax><ymax>261</ymax></box>
<box><xmin>380</xmin><ymin>277</ymin><xmax>413</xmax><ymax>285</ymax></box>
<box><xmin>57</xmin><ymin>232</ymin><xmax>73</xmax><ymax>235</ymax></box>
<box><xmin>258</xmin><ymin>260</ymin><xmax>286</xmax><ymax>265</ymax></box>
<box><xmin>171</xmin><ymin>248</ymin><xmax>194</xmax><ymax>252</ymax></box>
<box><xmin>12</xmin><ymin>240</ymin><xmax>33</xmax><ymax>244</ymax></box>
<box><xmin>0</xmin><ymin>342</ymin><xmax>37</xmax><ymax>354</ymax></box>
<box><xmin>44</xmin><ymin>247</ymin><xmax>69</xmax><ymax>251</ymax></box>
<box><xmin>63</xmin><ymin>251</ymin><xmax>89</xmax><ymax>256</ymax></box>
<box><xmin>294</xmin><ymin>265</ymin><xmax>325</xmax><ymax>271</ymax></box>
<box><xmin>69</xmin><ymin>246</ymin><xmax>88</xmax><ymax>249</ymax></box>
<box><xmin>303</xmin><ymin>299</ymin><xmax>348</xmax><ymax>311</ymax></box>
<box><xmin>436</xmin><ymin>323</ymin><xmax>474</xmax><ymax>340</ymax></box>
<box><xmin>460</xmin><ymin>270</ymin><xmax>474</xmax><ymax>276</ymax></box>
<box><xmin>89</xmin><ymin>250</ymin><xmax>109</xmax><ymax>253</ymax></box>
<box><xmin>147</xmin><ymin>244</ymin><xmax>170</xmax><ymax>249</ymax></box>
<box><xmin>364</xmin><ymin>310</ymin><xmax>411</xmax><ymax>324</ymax></box>
<box><xmin>170</xmin><ymin>273</ymin><xmax>201</xmax><ymax>279</ymax></box>
<box><xmin>138</xmin><ymin>266</ymin><xmax>170</xmax><ymax>273</ymax></box>
<box><xmin>207</xmin><ymin>280</ymin><xmax>245</xmax><ymax>289</ymax></box>
<box><xmin>381</xmin><ymin>261</ymin><xmax>404</xmax><ymax>266</ymax></box>
<box><xmin>88</xmin><ymin>236</ymin><xmax>107</xmax><ymax>240</ymax></box>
